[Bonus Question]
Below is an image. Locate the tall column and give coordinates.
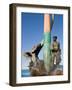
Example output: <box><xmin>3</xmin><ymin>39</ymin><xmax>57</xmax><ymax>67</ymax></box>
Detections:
<box><xmin>43</xmin><ymin>14</ymin><xmax>52</xmax><ymax>73</ymax></box>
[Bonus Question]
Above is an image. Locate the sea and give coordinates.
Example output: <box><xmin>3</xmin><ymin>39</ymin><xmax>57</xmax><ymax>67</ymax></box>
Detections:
<box><xmin>21</xmin><ymin>69</ymin><xmax>31</xmax><ymax>77</ymax></box>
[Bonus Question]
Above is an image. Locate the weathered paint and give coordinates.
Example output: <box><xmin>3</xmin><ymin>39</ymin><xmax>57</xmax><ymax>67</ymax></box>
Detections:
<box><xmin>43</xmin><ymin>14</ymin><xmax>52</xmax><ymax>73</ymax></box>
<box><xmin>43</xmin><ymin>32</ymin><xmax>52</xmax><ymax>73</ymax></box>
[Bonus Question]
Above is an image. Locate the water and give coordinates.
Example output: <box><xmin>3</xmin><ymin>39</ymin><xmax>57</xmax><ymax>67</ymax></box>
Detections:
<box><xmin>21</xmin><ymin>69</ymin><xmax>31</xmax><ymax>77</ymax></box>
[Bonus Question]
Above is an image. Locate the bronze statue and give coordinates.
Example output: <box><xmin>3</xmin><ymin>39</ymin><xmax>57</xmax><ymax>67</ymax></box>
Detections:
<box><xmin>23</xmin><ymin>37</ymin><xmax>62</xmax><ymax>76</ymax></box>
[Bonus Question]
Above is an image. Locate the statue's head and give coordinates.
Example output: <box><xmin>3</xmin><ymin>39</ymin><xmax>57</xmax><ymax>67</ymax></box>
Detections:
<box><xmin>53</xmin><ymin>36</ymin><xmax>57</xmax><ymax>41</ymax></box>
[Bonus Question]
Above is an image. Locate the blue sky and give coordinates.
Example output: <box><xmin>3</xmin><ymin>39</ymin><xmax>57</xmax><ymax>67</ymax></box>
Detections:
<box><xmin>21</xmin><ymin>12</ymin><xmax>63</xmax><ymax>69</ymax></box>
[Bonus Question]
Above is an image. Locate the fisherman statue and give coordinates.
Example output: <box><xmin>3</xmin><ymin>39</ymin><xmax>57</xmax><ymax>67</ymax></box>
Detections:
<box><xmin>24</xmin><ymin>36</ymin><xmax>61</xmax><ymax>76</ymax></box>
<box><xmin>51</xmin><ymin>36</ymin><xmax>61</xmax><ymax>66</ymax></box>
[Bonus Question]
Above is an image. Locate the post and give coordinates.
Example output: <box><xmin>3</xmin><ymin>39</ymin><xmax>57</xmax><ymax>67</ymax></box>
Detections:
<box><xmin>43</xmin><ymin>14</ymin><xmax>52</xmax><ymax>73</ymax></box>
